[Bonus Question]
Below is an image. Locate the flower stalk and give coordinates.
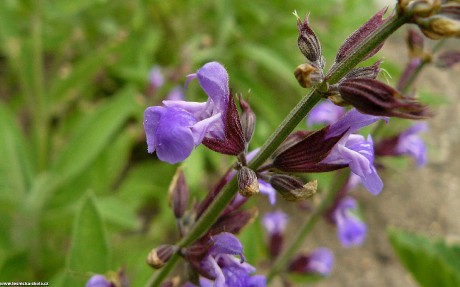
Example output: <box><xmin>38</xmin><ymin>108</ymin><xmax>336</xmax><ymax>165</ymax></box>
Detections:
<box><xmin>146</xmin><ymin>8</ymin><xmax>410</xmax><ymax>287</ymax></box>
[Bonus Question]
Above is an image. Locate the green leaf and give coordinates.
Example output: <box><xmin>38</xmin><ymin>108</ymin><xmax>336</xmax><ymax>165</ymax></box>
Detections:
<box><xmin>0</xmin><ymin>103</ymin><xmax>32</xmax><ymax>197</ymax></box>
<box><xmin>64</xmin><ymin>192</ymin><xmax>109</xmax><ymax>285</ymax></box>
<box><xmin>50</xmin><ymin>86</ymin><xmax>138</xmax><ymax>190</ymax></box>
<box><xmin>388</xmin><ymin>228</ymin><xmax>460</xmax><ymax>287</ymax></box>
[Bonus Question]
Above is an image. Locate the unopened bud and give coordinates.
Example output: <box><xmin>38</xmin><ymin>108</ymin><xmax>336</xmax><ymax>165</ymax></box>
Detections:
<box><xmin>239</xmin><ymin>96</ymin><xmax>256</xmax><ymax>144</ymax></box>
<box><xmin>168</xmin><ymin>168</ymin><xmax>189</xmax><ymax>219</ymax></box>
<box><xmin>294</xmin><ymin>63</ymin><xmax>323</xmax><ymax>88</ymax></box>
<box><xmin>295</xmin><ymin>12</ymin><xmax>324</xmax><ymax>67</ymax></box>
<box><xmin>270</xmin><ymin>175</ymin><xmax>317</xmax><ymax>202</ymax></box>
<box><xmin>418</xmin><ymin>15</ymin><xmax>460</xmax><ymax>39</ymax></box>
<box><xmin>237</xmin><ymin>167</ymin><xmax>259</xmax><ymax>197</ymax></box>
<box><xmin>398</xmin><ymin>0</ymin><xmax>441</xmax><ymax>17</ymax></box>
<box><xmin>408</xmin><ymin>28</ymin><xmax>425</xmax><ymax>53</ymax></box>
<box><xmin>147</xmin><ymin>245</ymin><xmax>176</xmax><ymax>269</ymax></box>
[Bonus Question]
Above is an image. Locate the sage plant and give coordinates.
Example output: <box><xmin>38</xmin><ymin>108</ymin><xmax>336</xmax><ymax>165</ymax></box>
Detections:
<box><xmin>87</xmin><ymin>0</ymin><xmax>460</xmax><ymax>286</ymax></box>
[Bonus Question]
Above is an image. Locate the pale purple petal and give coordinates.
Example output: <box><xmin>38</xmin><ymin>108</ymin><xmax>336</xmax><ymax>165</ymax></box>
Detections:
<box><xmin>196</xmin><ymin>62</ymin><xmax>229</xmax><ymax>109</ymax></box>
<box><xmin>190</xmin><ymin>113</ymin><xmax>223</xmax><ymax>145</ymax></box>
<box><xmin>323</xmin><ymin>134</ymin><xmax>382</xmax><ymax>195</ymax></box>
<box><xmin>154</xmin><ymin>107</ymin><xmax>197</xmax><ymax>164</ymax></box>
<box><xmin>258</xmin><ymin>179</ymin><xmax>276</xmax><ymax>205</ymax></box>
<box><xmin>198</xmin><ymin>278</ymin><xmax>213</xmax><ymax>287</ymax></box>
<box><xmin>163</xmin><ymin>100</ymin><xmax>208</xmax><ymax>116</ymax></box>
<box><xmin>396</xmin><ymin>122</ymin><xmax>428</xmax><ymax>167</ymax></box>
<box><xmin>334</xmin><ymin>197</ymin><xmax>367</xmax><ymax>247</ymax></box>
<box><xmin>85</xmin><ymin>275</ymin><xmax>111</xmax><ymax>287</ymax></box>
<box><xmin>144</xmin><ymin>106</ymin><xmax>164</xmax><ymax>153</ymax></box>
<box><xmin>149</xmin><ymin>65</ymin><xmax>164</xmax><ymax>89</ymax></box>
<box><xmin>248</xmin><ymin>275</ymin><xmax>267</xmax><ymax>287</ymax></box>
<box><xmin>165</xmin><ymin>86</ymin><xmax>185</xmax><ymax>101</ymax></box>
<box><xmin>263</xmin><ymin>211</ymin><xmax>288</xmax><ymax>235</ymax></box>
<box><xmin>308</xmin><ymin>248</ymin><xmax>334</xmax><ymax>276</ymax></box>
<box><xmin>327</xmin><ymin>109</ymin><xmax>388</xmax><ymax>139</ymax></box>
<box><xmin>307</xmin><ymin>100</ymin><xmax>346</xmax><ymax>126</ymax></box>
<box><xmin>210</xmin><ymin>232</ymin><xmax>245</xmax><ymax>262</ymax></box>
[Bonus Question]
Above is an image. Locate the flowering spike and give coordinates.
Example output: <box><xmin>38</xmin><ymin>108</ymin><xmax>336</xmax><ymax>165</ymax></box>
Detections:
<box><xmin>338</xmin><ymin>78</ymin><xmax>432</xmax><ymax>119</ymax></box>
<box><xmin>202</xmin><ymin>92</ymin><xmax>246</xmax><ymax>155</ymax></box>
<box><xmin>237</xmin><ymin>167</ymin><xmax>259</xmax><ymax>197</ymax></box>
<box><xmin>297</xmin><ymin>14</ymin><xmax>324</xmax><ymax>67</ymax></box>
<box><xmin>335</xmin><ymin>8</ymin><xmax>388</xmax><ymax>64</ymax></box>
<box><xmin>168</xmin><ymin>168</ymin><xmax>189</xmax><ymax>219</ymax></box>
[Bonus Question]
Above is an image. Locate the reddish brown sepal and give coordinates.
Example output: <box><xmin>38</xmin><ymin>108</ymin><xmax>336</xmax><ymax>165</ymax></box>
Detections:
<box><xmin>338</xmin><ymin>78</ymin><xmax>432</xmax><ymax>119</ymax></box>
<box><xmin>238</xmin><ymin>95</ymin><xmax>256</xmax><ymax>144</ymax></box>
<box><xmin>272</xmin><ymin>127</ymin><xmax>347</xmax><ymax>173</ymax></box>
<box><xmin>288</xmin><ymin>253</ymin><xmax>310</xmax><ymax>273</ymax></box>
<box><xmin>297</xmin><ymin>14</ymin><xmax>324</xmax><ymax>67</ymax></box>
<box><xmin>335</xmin><ymin>8</ymin><xmax>388</xmax><ymax>64</ymax></box>
<box><xmin>203</xmin><ymin>92</ymin><xmax>246</xmax><ymax>155</ymax></box>
<box><xmin>168</xmin><ymin>168</ymin><xmax>189</xmax><ymax>219</ymax></box>
<box><xmin>268</xmin><ymin>232</ymin><xmax>284</xmax><ymax>259</ymax></box>
<box><xmin>342</xmin><ymin>60</ymin><xmax>382</xmax><ymax>81</ymax></box>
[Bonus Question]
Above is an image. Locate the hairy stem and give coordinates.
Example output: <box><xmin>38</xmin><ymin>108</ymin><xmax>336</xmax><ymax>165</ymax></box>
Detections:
<box><xmin>146</xmin><ymin>8</ymin><xmax>409</xmax><ymax>287</ymax></box>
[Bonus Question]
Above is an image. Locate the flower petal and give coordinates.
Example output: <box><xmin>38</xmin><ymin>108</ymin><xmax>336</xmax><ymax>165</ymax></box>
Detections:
<box><xmin>144</xmin><ymin>106</ymin><xmax>165</xmax><ymax>153</ymax></box>
<box><xmin>196</xmin><ymin>62</ymin><xmax>229</xmax><ymax>109</ymax></box>
<box><xmin>155</xmin><ymin>107</ymin><xmax>197</xmax><ymax>164</ymax></box>
<box><xmin>210</xmin><ymin>232</ymin><xmax>245</xmax><ymax>262</ymax></box>
<box><xmin>258</xmin><ymin>179</ymin><xmax>277</xmax><ymax>205</ymax></box>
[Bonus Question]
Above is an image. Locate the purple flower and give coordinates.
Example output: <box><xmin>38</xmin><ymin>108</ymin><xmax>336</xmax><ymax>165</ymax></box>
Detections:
<box><xmin>395</xmin><ymin>122</ymin><xmax>428</xmax><ymax>166</ymax></box>
<box><xmin>144</xmin><ymin>62</ymin><xmax>230</xmax><ymax>163</ymax></box>
<box><xmin>333</xmin><ymin>197</ymin><xmax>367</xmax><ymax>247</ymax></box>
<box><xmin>375</xmin><ymin>122</ymin><xmax>428</xmax><ymax>167</ymax></box>
<box><xmin>307</xmin><ymin>248</ymin><xmax>334</xmax><ymax>276</ymax></box>
<box><xmin>321</xmin><ymin>110</ymin><xmax>384</xmax><ymax>195</ymax></box>
<box><xmin>149</xmin><ymin>65</ymin><xmax>165</xmax><ymax>89</ymax></box>
<box><xmin>200</xmin><ymin>232</ymin><xmax>266</xmax><ymax>287</ymax></box>
<box><xmin>85</xmin><ymin>275</ymin><xmax>111</xmax><ymax>287</ymax></box>
<box><xmin>262</xmin><ymin>211</ymin><xmax>288</xmax><ymax>235</ymax></box>
<box><xmin>307</xmin><ymin>100</ymin><xmax>346</xmax><ymax>127</ymax></box>
<box><xmin>288</xmin><ymin>247</ymin><xmax>334</xmax><ymax>276</ymax></box>
<box><xmin>263</xmin><ymin>211</ymin><xmax>288</xmax><ymax>258</ymax></box>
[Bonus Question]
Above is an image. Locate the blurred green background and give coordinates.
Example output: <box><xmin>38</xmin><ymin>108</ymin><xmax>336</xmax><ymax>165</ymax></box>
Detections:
<box><xmin>0</xmin><ymin>0</ymin><xmax>420</xmax><ymax>285</ymax></box>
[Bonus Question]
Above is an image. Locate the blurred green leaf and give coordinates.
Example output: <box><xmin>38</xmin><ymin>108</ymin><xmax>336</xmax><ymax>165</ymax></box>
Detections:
<box><xmin>50</xmin><ymin>86</ymin><xmax>138</xmax><ymax>190</ymax></box>
<box><xmin>0</xmin><ymin>103</ymin><xmax>32</xmax><ymax>197</ymax></box>
<box><xmin>389</xmin><ymin>228</ymin><xmax>460</xmax><ymax>287</ymax></box>
<box><xmin>63</xmin><ymin>192</ymin><xmax>109</xmax><ymax>285</ymax></box>
<box><xmin>97</xmin><ymin>197</ymin><xmax>139</xmax><ymax>230</ymax></box>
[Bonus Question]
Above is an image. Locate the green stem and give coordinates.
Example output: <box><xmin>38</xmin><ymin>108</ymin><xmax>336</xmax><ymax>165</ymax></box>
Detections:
<box><xmin>146</xmin><ymin>8</ymin><xmax>409</xmax><ymax>287</ymax></box>
<box><xmin>266</xmin><ymin>171</ymin><xmax>349</xmax><ymax>282</ymax></box>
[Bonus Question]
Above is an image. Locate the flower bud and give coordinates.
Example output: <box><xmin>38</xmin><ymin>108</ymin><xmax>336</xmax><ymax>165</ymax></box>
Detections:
<box><xmin>407</xmin><ymin>29</ymin><xmax>425</xmax><ymax>57</ymax></box>
<box><xmin>237</xmin><ymin>167</ymin><xmax>259</xmax><ymax>197</ymax></box>
<box><xmin>270</xmin><ymin>175</ymin><xmax>317</xmax><ymax>202</ymax></box>
<box><xmin>238</xmin><ymin>96</ymin><xmax>256</xmax><ymax>144</ymax></box>
<box><xmin>295</xmin><ymin>12</ymin><xmax>324</xmax><ymax>67</ymax></box>
<box><xmin>168</xmin><ymin>168</ymin><xmax>189</xmax><ymax>219</ymax></box>
<box><xmin>417</xmin><ymin>15</ymin><xmax>460</xmax><ymax>39</ymax></box>
<box><xmin>147</xmin><ymin>245</ymin><xmax>177</xmax><ymax>269</ymax></box>
<box><xmin>294</xmin><ymin>63</ymin><xmax>323</xmax><ymax>88</ymax></box>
